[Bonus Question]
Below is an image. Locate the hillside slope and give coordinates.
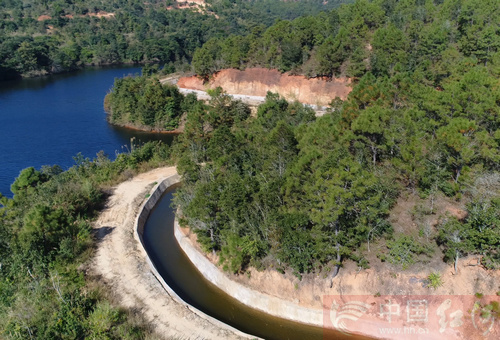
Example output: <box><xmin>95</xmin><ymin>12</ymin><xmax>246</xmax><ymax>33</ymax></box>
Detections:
<box><xmin>178</xmin><ymin>68</ymin><xmax>352</xmax><ymax>106</ymax></box>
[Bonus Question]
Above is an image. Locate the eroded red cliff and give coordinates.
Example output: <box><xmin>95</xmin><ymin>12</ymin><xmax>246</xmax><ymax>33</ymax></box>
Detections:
<box><xmin>177</xmin><ymin>68</ymin><xmax>352</xmax><ymax>107</ymax></box>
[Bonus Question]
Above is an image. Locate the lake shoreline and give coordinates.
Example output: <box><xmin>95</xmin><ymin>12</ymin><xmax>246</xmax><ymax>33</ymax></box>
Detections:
<box><xmin>0</xmin><ymin>65</ymin><xmax>152</xmax><ymax>197</ymax></box>
<box><xmin>107</xmin><ymin>120</ymin><xmax>183</xmax><ymax>135</ymax></box>
<box><xmin>1</xmin><ymin>61</ymin><xmax>146</xmax><ymax>82</ymax></box>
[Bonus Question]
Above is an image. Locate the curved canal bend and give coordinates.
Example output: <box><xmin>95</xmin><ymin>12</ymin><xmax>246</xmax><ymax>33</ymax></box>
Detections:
<box><xmin>142</xmin><ymin>185</ymin><xmax>371</xmax><ymax>340</ymax></box>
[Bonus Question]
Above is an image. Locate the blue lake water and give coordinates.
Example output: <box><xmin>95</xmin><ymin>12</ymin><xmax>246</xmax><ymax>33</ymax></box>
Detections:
<box><xmin>0</xmin><ymin>66</ymin><xmax>173</xmax><ymax>197</ymax></box>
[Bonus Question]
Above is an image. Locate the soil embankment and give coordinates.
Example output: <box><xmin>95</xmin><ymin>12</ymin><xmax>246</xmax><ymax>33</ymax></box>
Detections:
<box><xmin>177</xmin><ymin>68</ymin><xmax>352</xmax><ymax>107</ymax></box>
<box><xmin>117</xmin><ymin>68</ymin><xmax>350</xmax><ymax>134</ymax></box>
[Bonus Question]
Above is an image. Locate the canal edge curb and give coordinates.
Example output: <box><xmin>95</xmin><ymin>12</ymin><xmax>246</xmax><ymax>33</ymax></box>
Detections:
<box><xmin>174</xmin><ymin>211</ymin><xmax>326</xmax><ymax>329</ymax></box>
<box><xmin>134</xmin><ymin>173</ymin><xmax>260</xmax><ymax>340</ymax></box>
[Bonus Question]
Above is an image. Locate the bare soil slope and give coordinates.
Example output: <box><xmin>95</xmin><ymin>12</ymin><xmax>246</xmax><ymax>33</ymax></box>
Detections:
<box><xmin>177</xmin><ymin>68</ymin><xmax>352</xmax><ymax>106</ymax></box>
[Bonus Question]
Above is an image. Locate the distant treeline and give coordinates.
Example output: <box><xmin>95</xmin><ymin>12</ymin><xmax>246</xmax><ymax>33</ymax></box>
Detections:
<box><xmin>0</xmin><ymin>0</ymin><xmax>349</xmax><ymax>80</ymax></box>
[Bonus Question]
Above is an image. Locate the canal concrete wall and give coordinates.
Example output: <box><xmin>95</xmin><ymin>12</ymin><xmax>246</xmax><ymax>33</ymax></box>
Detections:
<box><xmin>134</xmin><ymin>174</ymin><xmax>257</xmax><ymax>339</ymax></box>
<box><xmin>134</xmin><ymin>174</ymin><xmax>324</xmax><ymax>330</ymax></box>
<box><xmin>134</xmin><ymin>173</ymin><xmax>377</xmax><ymax>339</ymax></box>
<box><xmin>174</xmin><ymin>221</ymin><xmax>325</xmax><ymax>327</ymax></box>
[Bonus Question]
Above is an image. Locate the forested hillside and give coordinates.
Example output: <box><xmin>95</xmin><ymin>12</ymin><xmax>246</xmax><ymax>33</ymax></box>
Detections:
<box><xmin>0</xmin><ymin>143</ymin><xmax>173</xmax><ymax>339</ymax></box>
<box><xmin>170</xmin><ymin>0</ymin><xmax>500</xmax><ymax>277</ymax></box>
<box><xmin>104</xmin><ymin>75</ymin><xmax>187</xmax><ymax>130</ymax></box>
<box><xmin>1</xmin><ymin>0</ymin><xmax>499</xmax><ymax>338</ymax></box>
<box><xmin>0</xmin><ymin>0</ymin><xmax>348</xmax><ymax>80</ymax></box>
<box><xmin>193</xmin><ymin>0</ymin><xmax>500</xmax><ymax>78</ymax></box>
<box><xmin>170</xmin><ymin>86</ymin><xmax>499</xmax><ymax>277</ymax></box>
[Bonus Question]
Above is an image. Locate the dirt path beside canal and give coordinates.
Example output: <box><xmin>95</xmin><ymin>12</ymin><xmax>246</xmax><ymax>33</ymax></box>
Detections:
<box><xmin>91</xmin><ymin>167</ymin><xmax>243</xmax><ymax>340</ymax></box>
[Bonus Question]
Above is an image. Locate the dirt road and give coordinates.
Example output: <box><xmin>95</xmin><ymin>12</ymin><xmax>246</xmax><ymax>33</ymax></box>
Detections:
<box><xmin>160</xmin><ymin>75</ymin><xmax>327</xmax><ymax>115</ymax></box>
<box><xmin>91</xmin><ymin>167</ymin><xmax>243</xmax><ymax>340</ymax></box>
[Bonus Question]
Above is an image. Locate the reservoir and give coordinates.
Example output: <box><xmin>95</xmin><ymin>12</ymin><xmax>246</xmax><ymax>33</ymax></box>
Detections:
<box><xmin>0</xmin><ymin>66</ymin><xmax>173</xmax><ymax>197</ymax></box>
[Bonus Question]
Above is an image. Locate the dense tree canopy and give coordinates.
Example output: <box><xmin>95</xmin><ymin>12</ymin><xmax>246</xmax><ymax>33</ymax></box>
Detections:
<box><xmin>0</xmin><ymin>0</ymin><xmax>349</xmax><ymax>80</ymax></box>
<box><xmin>193</xmin><ymin>0</ymin><xmax>500</xmax><ymax>79</ymax></box>
<box><xmin>105</xmin><ymin>75</ymin><xmax>187</xmax><ymax>130</ymax></box>
<box><xmin>174</xmin><ymin>0</ymin><xmax>500</xmax><ymax>275</ymax></box>
<box><xmin>103</xmin><ymin>0</ymin><xmax>500</xmax><ymax>277</ymax></box>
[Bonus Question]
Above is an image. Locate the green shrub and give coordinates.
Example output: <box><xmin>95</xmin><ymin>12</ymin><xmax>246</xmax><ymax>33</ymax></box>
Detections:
<box><xmin>386</xmin><ymin>236</ymin><xmax>430</xmax><ymax>270</ymax></box>
<box><xmin>427</xmin><ymin>272</ymin><xmax>443</xmax><ymax>289</ymax></box>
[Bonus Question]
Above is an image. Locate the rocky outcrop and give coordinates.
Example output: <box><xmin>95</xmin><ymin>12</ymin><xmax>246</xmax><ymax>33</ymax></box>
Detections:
<box><xmin>177</xmin><ymin>68</ymin><xmax>352</xmax><ymax>107</ymax></box>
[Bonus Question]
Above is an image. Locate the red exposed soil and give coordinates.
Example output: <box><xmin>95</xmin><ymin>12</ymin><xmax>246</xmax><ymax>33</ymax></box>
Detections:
<box><xmin>182</xmin><ymin>0</ymin><xmax>206</xmax><ymax>5</ymax></box>
<box><xmin>166</xmin><ymin>0</ymin><xmax>218</xmax><ymax>17</ymax></box>
<box><xmin>445</xmin><ymin>206</ymin><xmax>468</xmax><ymax>220</ymax></box>
<box><xmin>37</xmin><ymin>12</ymin><xmax>115</xmax><ymax>21</ymax></box>
<box><xmin>167</xmin><ymin>0</ymin><xmax>207</xmax><ymax>7</ymax></box>
<box><xmin>177</xmin><ymin>68</ymin><xmax>352</xmax><ymax>107</ymax></box>
<box><xmin>87</xmin><ymin>11</ymin><xmax>115</xmax><ymax>18</ymax></box>
<box><xmin>37</xmin><ymin>15</ymin><xmax>52</xmax><ymax>21</ymax></box>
